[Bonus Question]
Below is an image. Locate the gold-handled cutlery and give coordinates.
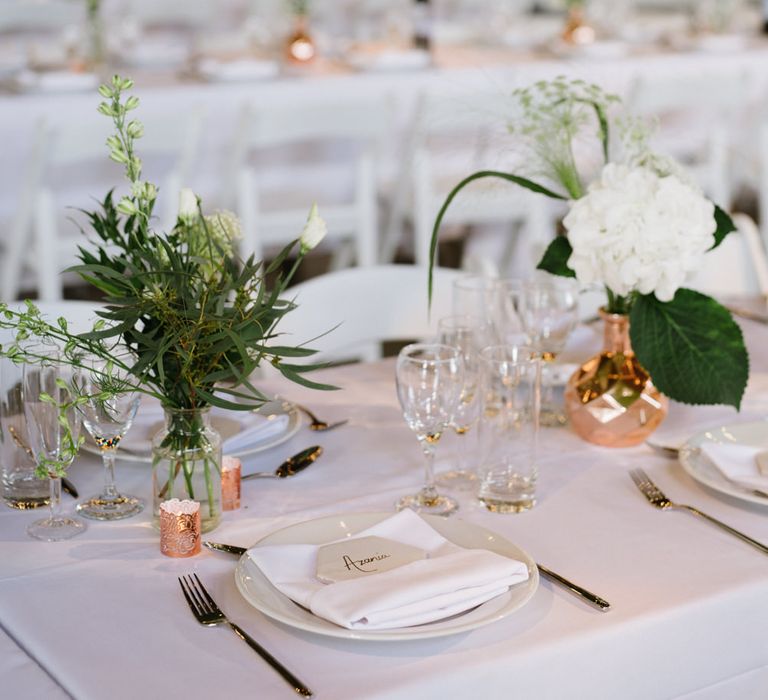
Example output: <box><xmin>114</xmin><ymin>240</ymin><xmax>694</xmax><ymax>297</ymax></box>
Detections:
<box><xmin>178</xmin><ymin>574</ymin><xmax>312</xmax><ymax>698</ymax></box>
<box><xmin>630</xmin><ymin>468</ymin><xmax>768</xmax><ymax>555</ymax></box>
<box><xmin>242</xmin><ymin>446</ymin><xmax>323</xmax><ymax>481</ymax></box>
<box><xmin>203</xmin><ymin>542</ymin><xmax>612</xmax><ymax>611</ymax></box>
<box><xmin>294</xmin><ymin>404</ymin><xmax>348</xmax><ymax>432</ymax></box>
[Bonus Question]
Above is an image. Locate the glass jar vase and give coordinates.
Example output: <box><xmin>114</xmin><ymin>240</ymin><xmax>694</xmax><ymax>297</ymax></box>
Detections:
<box><xmin>151</xmin><ymin>407</ymin><xmax>221</xmax><ymax>532</ymax></box>
<box><xmin>564</xmin><ymin>310</ymin><xmax>668</xmax><ymax>447</ymax></box>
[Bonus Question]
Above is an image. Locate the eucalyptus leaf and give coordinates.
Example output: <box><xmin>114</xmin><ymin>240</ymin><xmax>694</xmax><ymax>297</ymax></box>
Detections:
<box><xmin>536</xmin><ymin>236</ymin><xmax>576</xmax><ymax>278</ymax></box>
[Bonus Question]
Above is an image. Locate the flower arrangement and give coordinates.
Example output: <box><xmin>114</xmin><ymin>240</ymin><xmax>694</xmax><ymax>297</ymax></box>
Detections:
<box><xmin>0</xmin><ymin>76</ymin><xmax>331</xmax><ymax>501</ymax></box>
<box><xmin>428</xmin><ymin>78</ymin><xmax>748</xmax><ymax>409</ymax></box>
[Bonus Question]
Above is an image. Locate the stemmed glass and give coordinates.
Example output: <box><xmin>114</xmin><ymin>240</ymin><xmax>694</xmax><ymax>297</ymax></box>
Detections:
<box><xmin>395</xmin><ymin>343</ymin><xmax>464</xmax><ymax>516</ymax></box>
<box><xmin>23</xmin><ymin>349</ymin><xmax>86</xmax><ymax>541</ymax></box>
<box><xmin>518</xmin><ymin>277</ymin><xmax>579</xmax><ymax>426</ymax></box>
<box><xmin>435</xmin><ymin>315</ymin><xmax>490</xmax><ymax>490</ymax></box>
<box><xmin>73</xmin><ymin>356</ymin><xmax>143</xmax><ymax>520</ymax></box>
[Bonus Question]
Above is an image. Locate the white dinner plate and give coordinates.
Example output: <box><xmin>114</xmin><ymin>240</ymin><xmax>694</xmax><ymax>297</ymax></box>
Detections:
<box><xmin>679</xmin><ymin>420</ymin><xmax>768</xmax><ymax>506</ymax></box>
<box><xmin>235</xmin><ymin>512</ymin><xmax>539</xmax><ymax>641</ymax></box>
<box><xmin>85</xmin><ymin>398</ymin><xmax>301</xmax><ymax>463</ymax></box>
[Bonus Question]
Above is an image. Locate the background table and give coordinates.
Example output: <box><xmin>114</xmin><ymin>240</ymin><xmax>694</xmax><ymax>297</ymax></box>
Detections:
<box><xmin>1</xmin><ymin>318</ymin><xmax>767</xmax><ymax>699</ymax></box>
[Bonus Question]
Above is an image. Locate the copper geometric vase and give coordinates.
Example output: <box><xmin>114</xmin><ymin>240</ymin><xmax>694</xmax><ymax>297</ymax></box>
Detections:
<box><xmin>565</xmin><ymin>310</ymin><xmax>668</xmax><ymax>447</ymax></box>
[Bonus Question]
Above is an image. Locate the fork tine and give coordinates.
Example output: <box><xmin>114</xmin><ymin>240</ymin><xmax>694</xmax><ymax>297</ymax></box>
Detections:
<box><xmin>192</xmin><ymin>573</ymin><xmax>220</xmax><ymax>613</ymax></box>
<box><xmin>178</xmin><ymin>576</ymin><xmax>201</xmax><ymax>618</ymax></box>
<box><xmin>185</xmin><ymin>574</ymin><xmax>212</xmax><ymax>614</ymax></box>
<box><xmin>629</xmin><ymin>469</ymin><xmax>646</xmax><ymax>489</ymax></box>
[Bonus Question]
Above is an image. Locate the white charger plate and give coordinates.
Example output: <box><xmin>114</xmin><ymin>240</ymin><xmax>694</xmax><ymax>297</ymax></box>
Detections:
<box><xmin>84</xmin><ymin>398</ymin><xmax>301</xmax><ymax>463</ymax></box>
<box><xmin>679</xmin><ymin>420</ymin><xmax>768</xmax><ymax>506</ymax></box>
<box><xmin>235</xmin><ymin>512</ymin><xmax>538</xmax><ymax>641</ymax></box>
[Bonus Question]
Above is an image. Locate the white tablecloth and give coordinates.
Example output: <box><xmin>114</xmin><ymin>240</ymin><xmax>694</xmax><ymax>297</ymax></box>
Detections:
<box><xmin>1</xmin><ymin>318</ymin><xmax>768</xmax><ymax>699</ymax></box>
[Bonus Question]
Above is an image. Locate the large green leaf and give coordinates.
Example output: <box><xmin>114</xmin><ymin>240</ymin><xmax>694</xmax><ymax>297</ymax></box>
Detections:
<box><xmin>629</xmin><ymin>289</ymin><xmax>748</xmax><ymax>408</ymax></box>
<box><xmin>536</xmin><ymin>236</ymin><xmax>576</xmax><ymax>278</ymax></box>
<box><xmin>711</xmin><ymin>206</ymin><xmax>736</xmax><ymax>250</ymax></box>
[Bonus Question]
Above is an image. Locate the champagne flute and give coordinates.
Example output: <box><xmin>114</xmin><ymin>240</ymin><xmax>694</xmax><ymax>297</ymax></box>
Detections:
<box><xmin>435</xmin><ymin>315</ymin><xmax>490</xmax><ymax>490</ymax></box>
<box><xmin>23</xmin><ymin>349</ymin><xmax>85</xmax><ymax>541</ymax></box>
<box><xmin>73</xmin><ymin>355</ymin><xmax>143</xmax><ymax>520</ymax></box>
<box><xmin>395</xmin><ymin>343</ymin><xmax>463</xmax><ymax>516</ymax></box>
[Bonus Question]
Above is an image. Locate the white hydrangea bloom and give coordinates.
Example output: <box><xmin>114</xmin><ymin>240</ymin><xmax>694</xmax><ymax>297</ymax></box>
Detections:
<box><xmin>563</xmin><ymin>163</ymin><xmax>716</xmax><ymax>302</ymax></box>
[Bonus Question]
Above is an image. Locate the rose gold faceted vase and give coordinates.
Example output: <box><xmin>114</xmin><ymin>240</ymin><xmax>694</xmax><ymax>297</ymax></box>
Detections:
<box><xmin>565</xmin><ymin>311</ymin><xmax>668</xmax><ymax>447</ymax></box>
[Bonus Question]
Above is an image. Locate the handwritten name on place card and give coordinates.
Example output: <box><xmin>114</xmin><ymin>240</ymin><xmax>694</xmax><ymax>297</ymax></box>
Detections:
<box><xmin>316</xmin><ymin>536</ymin><xmax>427</xmax><ymax>583</ymax></box>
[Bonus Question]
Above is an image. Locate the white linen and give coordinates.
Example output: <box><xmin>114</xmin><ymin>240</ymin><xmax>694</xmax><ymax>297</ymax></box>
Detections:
<box><xmin>248</xmin><ymin>509</ymin><xmax>529</xmax><ymax>629</ymax></box>
<box><xmin>197</xmin><ymin>58</ymin><xmax>280</xmax><ymax>82</ymax></box>
<box><xmin>0</xmin><ymin>317</ymin><xmax>767</xmax><ymax>699</ymax></box>
<box><xmin>700</xmin><ymin>443</ymin><xmax>768</xmax><ymax>491</ymax></box>
<box><xmin>12</xmin><ymin>70</ymin><xmax>99</xmax><ymax>94</ymax></box>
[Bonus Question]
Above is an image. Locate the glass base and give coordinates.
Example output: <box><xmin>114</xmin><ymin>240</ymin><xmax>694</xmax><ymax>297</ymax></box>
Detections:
<box><xmin>76</xmin><ymin>494</ymin><xmax>144</xmax><ymax>521</ymax></box>
<box><xmin>540</xmin><ymin>407</ymin><xmax>568</xmax><ymax>428</ymax></box>
<box><xmin>435</xmin><ymin>470</ymin><xmax>477</xmax><ymax>491</ymax></box>
<box><xmin>479</xmin><ymin>495</ymin><xmax>535</xmax><ymax>513</ymax></box>
<box><xmin>4</xmin><ymin>495</ymin><xmax>48</xmax><ymax>510</ymax></box>
<box><xmin>396</xmin><ymin>491</ymin><xmax>459</xmax><ymax>517</ymax></box>
<box><xmin>27</xmin><ymin>515</ymin><xmax>87</xmax><ymax>541</ymax></box>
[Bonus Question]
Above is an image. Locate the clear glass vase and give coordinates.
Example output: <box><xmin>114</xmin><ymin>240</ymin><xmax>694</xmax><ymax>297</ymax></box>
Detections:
<box><xmin>151</xmin><ymin>407</ymin><xmax>221</xmax><ymax>533</ymax></box>
<box><xmin>564</xmin><ymin>310</ymin><xmax>668</xmax><ymax>447</ymax></box>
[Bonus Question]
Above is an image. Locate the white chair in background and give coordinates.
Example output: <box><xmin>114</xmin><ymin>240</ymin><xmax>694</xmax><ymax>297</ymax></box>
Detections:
<box><xmin>273</xmin><ymin>264</ymin><xmax>463</xmax><ymax>363</ymax></box>
<box><xmin>0</xmin><ymin>1</ymin><xmax>83</xmax><ymax>33</ymax></box>
<box><xmin>2</xmin><ymin>110</ymin><xmax>203</xmax><ymax>302</ymax></box>
<box><xmin>382</xmin><ymin>88</ymin><xmax>558</xmax><ymax>276</ymax></box>
<box><xmin>687</xmin><ymin>213</ymin><xmax>768</xmax><ymax>300</ymax></box>
<box><xmin>231</xmin><ymin>94</ymin><xmax>393</xmax><ymax>269</ymax></box>
<box><xmin>625</xmin><ymin>71</ymin><xmax>750</xmax><ymax>209</ymax></box>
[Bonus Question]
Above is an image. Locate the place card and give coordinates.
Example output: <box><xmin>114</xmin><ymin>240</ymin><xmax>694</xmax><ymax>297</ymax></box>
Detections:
<box><xmin>316</xmin><ymin>536</ymin><xmax>426</xmax><ymax>583</ymax></box>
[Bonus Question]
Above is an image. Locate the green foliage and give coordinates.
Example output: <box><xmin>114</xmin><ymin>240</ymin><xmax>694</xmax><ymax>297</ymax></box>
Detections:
<box><xmin>536</xmin><ymin>236</ymin><xmax>575</xmax><ymax>278</ymax></box>
<box><xmin>629</xmin><ymin>289</ymin><xmax>748</xmax><ymax>408</ymax></box>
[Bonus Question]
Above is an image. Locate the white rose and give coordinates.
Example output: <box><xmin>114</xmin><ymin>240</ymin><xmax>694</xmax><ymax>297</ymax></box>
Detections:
<box><xmin>300</xmin><ymin>203</ymin><xmax>327</xmax><ymax>252</ymax></box>
<box><xmin>563</xmin><ymin>163</ymin><xmax>716</xmax><ymax>302</ymax></box>
<box><xmin>178</xmin><ymin>188</ymin><xmax>199</xmax><ymax>226</ymax></box>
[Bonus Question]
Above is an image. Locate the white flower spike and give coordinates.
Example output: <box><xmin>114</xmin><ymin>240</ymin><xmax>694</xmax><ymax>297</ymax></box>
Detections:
<box><xmin>178</xmin><ymin>188</ymin><xmax>199</xmax><ymax>226</ymax></box>
<box><xmin>300</xmin><ymin>203</ymin><xmax>327</xmax><ymax>252</ymax></box>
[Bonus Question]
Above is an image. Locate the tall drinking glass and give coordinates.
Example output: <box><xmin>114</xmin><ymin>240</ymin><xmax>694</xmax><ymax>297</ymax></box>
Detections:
<box><xmin>73</xmin><ymin>356</ymin><xmax>143</xmax><ymax>520</ymax></box>
<box><xmin>452</xmin><ymin>274</ymin><xmax>499</xmax><ymax>332</ymax></box>
<box><xmin>478</xmin><ymin>345</ymin><xmax>539</xmax><ymax>513</ymax></box>
<box><xmin>395</xmin><ymin>343</ymin><xmax>463</xmax><ymax>516</ymax></box>
<box><xmin>436</xmin><ymin>315</ymin><xmax>490</xmax><ymax>490</ymax></box>
<box><xmin>23</xmin><ymin>350</ymin><xmax>85</xmax><ymax>541</ymax></box>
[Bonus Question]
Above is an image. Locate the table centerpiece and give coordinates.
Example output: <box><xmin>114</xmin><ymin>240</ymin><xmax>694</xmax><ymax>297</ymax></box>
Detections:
<box><xmin>427</xmin><ymin>77</ymin><xmax>749</xmax><ymax>446</ymax></box>
<box><xmin>0</xmin><ymin>75</ymin><xmax>333</xmax><ymax>530</ymax></box>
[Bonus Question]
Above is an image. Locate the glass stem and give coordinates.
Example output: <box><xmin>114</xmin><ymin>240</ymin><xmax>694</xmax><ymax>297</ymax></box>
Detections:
<box><xmin>533</xmin><ymin>357</ymin><xmax>542</xmax><ymax>462</ymax></box>
<box><xmin>101</xmin><ymin>449</ymin><xmax>119</xmax><ymax>500</ymax></box>
<box><xmin>48</xmin><ymin>475</ymin><xmax>62</xmax><ymax>522</ymax></box>
<box><xmin>419</xmin><ymin>436</ymin><xmax>439</xmax><ymax>501</ymax></box>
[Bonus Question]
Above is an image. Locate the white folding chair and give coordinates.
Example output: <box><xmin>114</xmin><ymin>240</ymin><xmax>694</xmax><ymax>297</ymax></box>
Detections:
<box><xmin>383</xmin><ymin>88</ymin><xmax>558</xmax><ymax>276</ymax></box>
<box><xmin>0</xmin><ymin>1</ymin><xmax>83</xmax><ymax>33</ymax></box>
<box><xmin>626</xmin><ymin>71</ymin><xmax>750</xmax><ymax>209</ymax></box>
<box><xmin>6</xmin><ymin>109</ymin><xmax>203</xmax><ymax>301</ymax></box>
<box><xmin>273</xmin><ymin>265</ymin><xmax>463</xmax><ymax>363</ymax></box>
<box><xmin>687</xmin><ymin>212</ymin><xmax>768</xmax><ymax>300</ymax></box>
<box><xmin>231</xmin><ymin>94</ymin><xmax>394</xmax><ymax>269</ymax></box>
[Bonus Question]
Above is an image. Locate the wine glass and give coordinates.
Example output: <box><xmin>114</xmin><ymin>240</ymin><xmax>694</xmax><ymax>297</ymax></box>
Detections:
<box><xmin>452</xmin><ymin>274</ymin><xmax>499</xmax><ymax>332</ymax></box>
<box><xmin>73</xmin><ymin>356</ymin><xmax>143</xmax><ymax>520</ymax></box>
<box><xmin>435</xmin><ymin>315</ymin><xmax>491</xmax><ymax>490</ymax></box>
<box><xmin>395</xmin><ymin>343</ymin><xmax>463</xmax><ymax>516</ymax></box>
<box><xmin>519</xmin><ymin>277</ymin><xmax>579</xmax><ymax>426</ymax></box>
<box><xmin>23</xmin><ymin>349</ymin><xmax>86</xmax><ymax>541</ymax></box>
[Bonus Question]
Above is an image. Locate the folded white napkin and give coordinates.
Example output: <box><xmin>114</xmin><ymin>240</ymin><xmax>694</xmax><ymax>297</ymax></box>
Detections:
<box><xmin>700</xmin><ymin>443</ymin><xmax>768</xmax><ymax>491</ymax></box>
<box><xmin>120</xmin><ymin>402</ymin><xmax>289</xmax><ymax>456</ymax></box>
<box><xmin>248</xmin><ymin>509</ymin><xmax>529</xmax><ymax>630</ymax></box>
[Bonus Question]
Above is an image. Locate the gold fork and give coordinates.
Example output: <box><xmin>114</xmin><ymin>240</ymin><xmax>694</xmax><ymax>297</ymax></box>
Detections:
<box><xmin>629</xmin><ymin>469</ymin><xmax>768</xmax><ymax>556</ymax></box>
<box><xmin>178</xmin><ymin>574</ymin><xmax>312</xmax><ymax>697</ymax></box>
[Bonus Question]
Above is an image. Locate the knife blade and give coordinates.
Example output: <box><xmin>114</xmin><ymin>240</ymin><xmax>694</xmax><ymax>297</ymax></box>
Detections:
<box><xmin>204</xmin><ymin>541</ymin><xmax>247</xmax><ymax>556</ymax></box>
<box><xmin>537</xmin><ymin>563</ymin><xmax>611</xmax><ymax>611</ymax></box>
<box><xmin>61</xmin><ymin>477</ymin><xmax>79</xmax><ymax>498</ymax></box>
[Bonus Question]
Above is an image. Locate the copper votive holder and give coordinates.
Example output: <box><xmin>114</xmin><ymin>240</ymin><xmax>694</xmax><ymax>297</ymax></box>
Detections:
<box><xmin>221</xmin><ymin>455</ymin><xmax>241</xmax><ymax>511</ymax></box>
<box><xmin>159</xmin><ymin>499</ymin><xmax>201</xmax><ymax>558</ymax></box>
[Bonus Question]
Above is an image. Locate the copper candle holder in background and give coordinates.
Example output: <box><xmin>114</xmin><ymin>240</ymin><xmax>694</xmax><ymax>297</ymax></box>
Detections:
<box><xmin>221</xmin><ymin>455</ymin><xmax>241</xmax><ymax>511</ymax></box>
<box><xmin>159</xmin><ymin>499</ymin><xmax>201</xmax><ymax>557</ymax></box>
